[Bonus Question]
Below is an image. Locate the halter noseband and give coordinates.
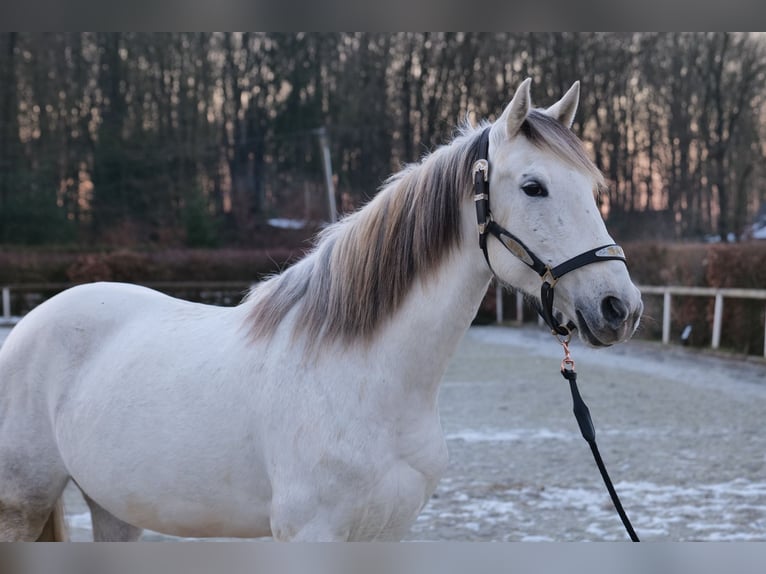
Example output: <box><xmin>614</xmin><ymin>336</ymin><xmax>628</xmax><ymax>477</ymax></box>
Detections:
<box><xmin>472</xmin><ymin>127</ymin><xmax>628</xmax><ymax>337</ymax></box>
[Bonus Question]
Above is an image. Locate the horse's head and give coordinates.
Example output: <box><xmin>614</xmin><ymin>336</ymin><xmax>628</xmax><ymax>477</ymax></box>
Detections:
<box><xmin>484</xmin><ymin>79</ymin><xmax>642</xmax><ymax>346</ymax></box>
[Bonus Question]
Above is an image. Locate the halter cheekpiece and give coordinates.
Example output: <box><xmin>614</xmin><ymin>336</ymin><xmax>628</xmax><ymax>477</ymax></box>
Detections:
<box><xmin>472</xmin><ymin>127</ymin><xmax>628</xmax><ymax>337</ymax></box>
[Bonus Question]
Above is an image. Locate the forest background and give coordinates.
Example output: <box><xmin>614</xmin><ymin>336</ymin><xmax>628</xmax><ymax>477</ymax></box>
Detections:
<box><xmin>1</xmin><ymin>33</ymin><xmax>765</xmax><ymax>353</ymax></box>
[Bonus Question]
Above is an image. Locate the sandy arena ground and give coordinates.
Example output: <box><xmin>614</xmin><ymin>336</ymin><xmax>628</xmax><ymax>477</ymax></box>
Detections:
<box><xmin>2</xmin><ymin>324</ymin><xmax>765</xmax><ymax>541</ymax></box>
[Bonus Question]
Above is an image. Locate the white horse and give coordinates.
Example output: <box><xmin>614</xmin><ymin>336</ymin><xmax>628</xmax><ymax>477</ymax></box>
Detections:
<box><xmin>0</xmin><ymin>79</ymin><xmax>642</xmax><ymax>541</ymax></box>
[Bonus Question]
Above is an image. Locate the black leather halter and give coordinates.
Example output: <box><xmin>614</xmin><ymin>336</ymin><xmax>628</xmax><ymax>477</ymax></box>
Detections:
<box><xmin>472</xmin><ymin>127</ymin><xmax>628</xmax><ymax>337</ymax></box>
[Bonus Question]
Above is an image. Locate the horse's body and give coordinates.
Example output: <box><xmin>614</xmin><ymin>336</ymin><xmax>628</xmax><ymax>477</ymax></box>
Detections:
<box><xmin>3</xmin><ymin>281</ymin><xmax>460</xmax><ymax>540</ymax></box>
<box><xmin>0</xmin><ymin>79</ymin><xmax>642</xmax><ymax>541</ymax></box>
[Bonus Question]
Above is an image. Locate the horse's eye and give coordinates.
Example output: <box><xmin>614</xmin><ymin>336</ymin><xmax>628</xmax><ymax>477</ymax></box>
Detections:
<box><xmin>522</xmin><ymin>182</ymin><xmax>548</xmax><ymax>197</ymax></box>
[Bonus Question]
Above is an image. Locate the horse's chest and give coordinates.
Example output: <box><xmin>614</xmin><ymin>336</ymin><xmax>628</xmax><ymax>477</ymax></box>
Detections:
<box><xmin>340</xmin><ymin>432</ymin><xmax>449</xmax><ymax>539</ymax></box>
<box><xmin>269</xmin><ymin>417</ymin><xmax>448</xmax><ymax>540</ymax></box>
<box><xmin>345</xmin><ymin>457</ymin><xmax>443</xmax><ymax>541</ymax></box>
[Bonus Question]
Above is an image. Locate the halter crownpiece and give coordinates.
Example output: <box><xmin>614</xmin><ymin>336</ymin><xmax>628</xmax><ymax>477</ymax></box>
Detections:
<box><xmin>472</xmin><ymin>127</ymin><xmax>628</xmax><ymax>336</ymax></box>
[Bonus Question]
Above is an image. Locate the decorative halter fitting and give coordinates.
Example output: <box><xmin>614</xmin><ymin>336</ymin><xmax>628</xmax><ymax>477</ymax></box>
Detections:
<box><xmin>472</xmin><ymin>127</ymin><xmax>628</xmax><ymax>337</ymax></box>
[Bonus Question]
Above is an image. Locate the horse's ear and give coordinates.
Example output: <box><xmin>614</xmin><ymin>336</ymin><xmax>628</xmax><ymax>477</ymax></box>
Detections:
<box><xmin>491</xmin><ymin>78</ymin><xmax>532</xmax><ymax>144</ymax></box>
<box><xmin>545</xmin><ymin>81</ymin><xmax>580</xmax><ymax>128</ymax></box>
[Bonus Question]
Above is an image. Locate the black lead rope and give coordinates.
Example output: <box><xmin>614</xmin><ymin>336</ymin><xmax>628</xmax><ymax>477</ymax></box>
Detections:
<box><xmin>559</xmin><ymin>341</ymin><xmax>640</xmax><ymax>542</ymax></box>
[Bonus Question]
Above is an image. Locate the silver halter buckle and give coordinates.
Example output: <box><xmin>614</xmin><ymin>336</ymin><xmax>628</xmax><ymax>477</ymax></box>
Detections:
<box><xmin>472</xmin><ymin>159</ymin><xmax>489</xmax><ymax>181</ymax></box>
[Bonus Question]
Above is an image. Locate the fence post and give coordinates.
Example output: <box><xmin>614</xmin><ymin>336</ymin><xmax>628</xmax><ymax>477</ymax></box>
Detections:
<box><xmin>712</xmin><ymin>293</ymin><xmax>723</xmax><ymax>350</ymax></box>
<box><xmin>662</xmin><ymin>291</ymin><xmax>671</xmax><ymax>344</ymax></box>
<box><xmin>2</xmin><ymin>287</ymin><xmax>10</xmax><ymax>320</ymax></box>
<box><xmin>495</xmin><ymin>282</ymin><xmax>503</xmax><ymax>324</ymax></box>
<box><xmin>515</xmin><ymin>291</ymin><xmax>524</xmax><ymax>326</ymax></box>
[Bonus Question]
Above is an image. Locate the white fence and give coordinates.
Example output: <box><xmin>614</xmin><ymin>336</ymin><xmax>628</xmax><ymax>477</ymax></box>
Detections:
<box><xmin>637</xmin><ymin>285</ymin><xmax>766</xmax><ymax>357</ymax></box>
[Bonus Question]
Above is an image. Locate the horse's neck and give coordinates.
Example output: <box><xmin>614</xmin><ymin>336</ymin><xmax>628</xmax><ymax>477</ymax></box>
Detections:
<box><xmin>376</xmin><ymin>227</ymin><xmax>492</xmax><ymax>401</ymax></box>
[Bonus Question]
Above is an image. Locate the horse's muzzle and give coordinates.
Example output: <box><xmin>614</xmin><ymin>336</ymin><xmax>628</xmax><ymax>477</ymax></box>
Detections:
<box><xmin>576</xmin><ymin>292</ymin><xmax>643</xmax><ymax>347</ymax></box>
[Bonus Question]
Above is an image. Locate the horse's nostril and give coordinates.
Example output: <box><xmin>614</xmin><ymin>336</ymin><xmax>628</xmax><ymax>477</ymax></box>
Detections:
<box><xmin>601</xmin><ymin>296</ymin><xmax>629</xmax><ymax>327</ymax></box>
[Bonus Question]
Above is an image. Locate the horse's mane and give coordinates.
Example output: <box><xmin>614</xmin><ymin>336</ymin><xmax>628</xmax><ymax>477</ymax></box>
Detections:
<box><xmin>245</xmin><ymin>110</ymin><xmax>602</xmax><ymax>347</ymax></box>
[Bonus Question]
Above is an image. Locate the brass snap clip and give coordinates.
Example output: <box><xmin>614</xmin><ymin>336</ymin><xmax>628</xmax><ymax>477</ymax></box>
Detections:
<box><xmin>558</xmin><ymin>333</ymin><xmax>575</xmax><ymax>373</ymax></box>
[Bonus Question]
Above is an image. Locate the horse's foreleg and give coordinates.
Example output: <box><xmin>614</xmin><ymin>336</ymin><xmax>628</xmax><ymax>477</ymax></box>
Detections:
<box><xmin>272</xmin><ymin>519</ymin><xmax>352</xmax><ymax>541</ymax></box>
<box><xmin>272</xmin><ymin>520</ymin><xmax>352</xmax><ymax>541</ymax></box>
<box><xmin>83</xmin><ymin>493</ymin><xmax>143</xmax><ymax>542</ymax></box>
<box><xmin>269</xmin><ymin>491</ymin><xmax>352</xmax><ymax>541</ymax></box>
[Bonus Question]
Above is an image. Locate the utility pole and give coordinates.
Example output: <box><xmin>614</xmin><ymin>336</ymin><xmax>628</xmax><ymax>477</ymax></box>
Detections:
<box><xmin>316</xmin><ymin>126</ymin><xmax>337</xmax><ymax>223</ymax></box>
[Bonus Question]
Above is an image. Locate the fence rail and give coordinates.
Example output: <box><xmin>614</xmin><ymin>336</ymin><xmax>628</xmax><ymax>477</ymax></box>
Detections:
<box><xmin>636</xmin><ymin>285</ymin><xmax>766</xmax><ymax>357</ymax></box>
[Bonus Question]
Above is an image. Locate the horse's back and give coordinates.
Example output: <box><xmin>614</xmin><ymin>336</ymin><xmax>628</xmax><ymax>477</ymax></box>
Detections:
<box><xmin>17</xmin><ymin>280</ymin><xmax>198</xmax><ymax>330</ymax></box>
<box><xmin>1</xmin><ymin>282</ymin><xmax>201</xmax><ymax>404</ymax></box>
